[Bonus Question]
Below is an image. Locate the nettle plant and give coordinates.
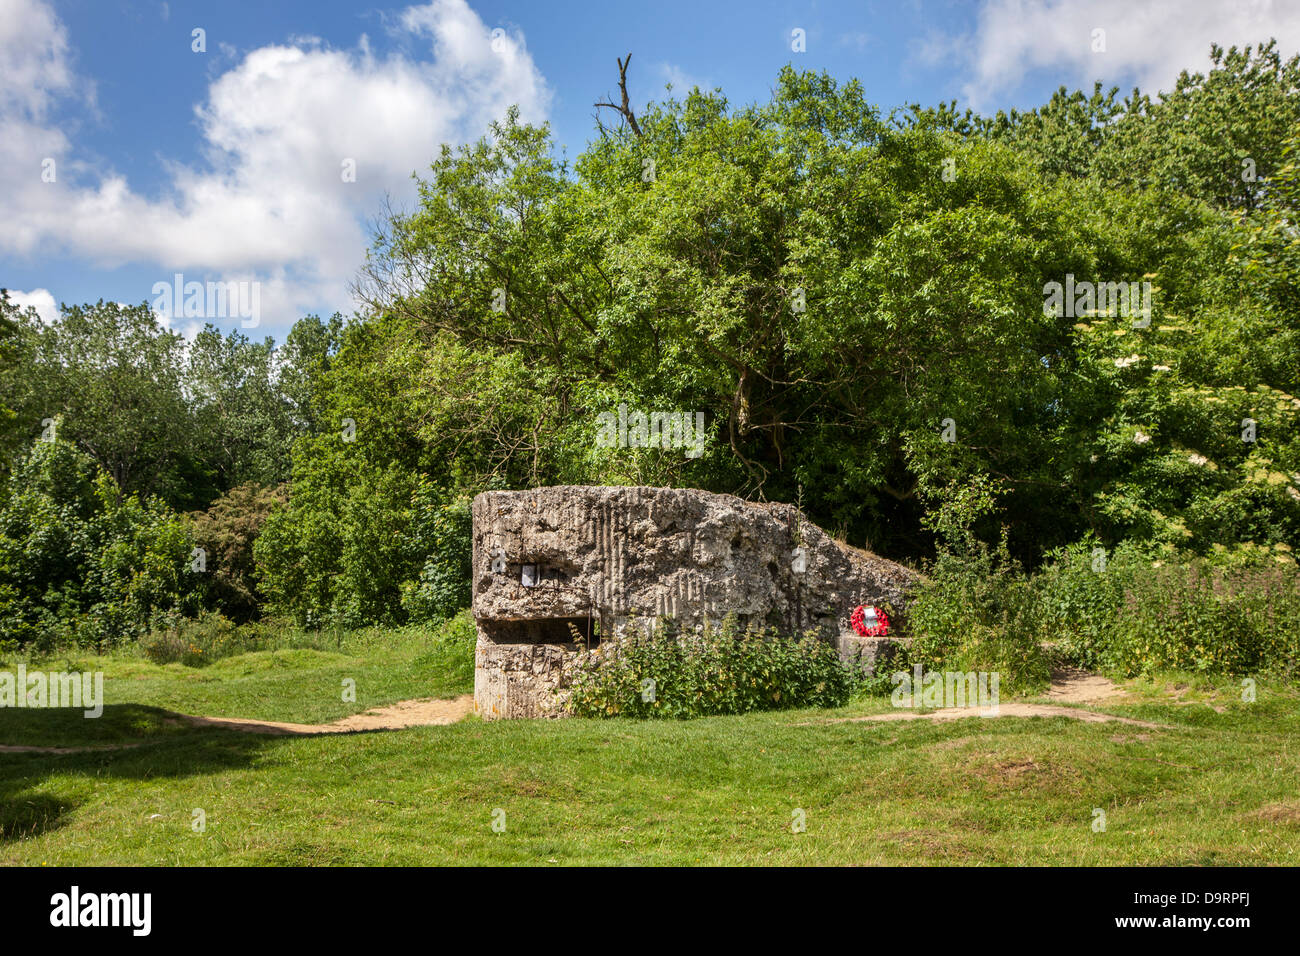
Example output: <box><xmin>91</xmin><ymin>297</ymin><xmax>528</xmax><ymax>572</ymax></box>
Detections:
<box><xmin>1096</xmin><ymin>553</ymin><xmax>1300</xmax><ymax>679</ymax></box>
<box><xmin>566</xmin><ymin>615</ymin><xmax>854</xmax><ymax>719</ymax></box>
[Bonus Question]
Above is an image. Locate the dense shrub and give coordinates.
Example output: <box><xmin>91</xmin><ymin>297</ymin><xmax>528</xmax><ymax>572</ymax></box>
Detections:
<box><xmin>1032</xmin><ymin>539</ymin><xmax>1160</xmax><ymax>670</ymax></box>
<box><xmin>1041</xmin><ymin>543</ymin><xmax>1300</xmax><ymax>678</ymax></box>
<box><xmin>188</xmin><ymin>482</ymin><xmax>289</xmax><ymax>622</ymax></box>
<box><xmin>567</xmin><ymin>618</ymin><xmax>854</xmax><ymax>718</ymax></box>
<box><xmin>908</xmin><ymin>536</ymin><xmax>1300</xmax><ymax>684</ymax></box>
<box><xmin>0</xmin><ymin>440</ymin><xmax>199</xmax><ymax>649</ymax></box>
<box><xmin>400</xmin><ymin>494</ymin><xmax>472</xmax><ymax>623</ymax></box>
<box><xmin>906</xmin><ymin>535</ymin><xmax>1052</xmax><ymax>694</ymax></box>
<box><xmin>255</xmin><ymin>450</ymin><xmax>473</xmax><ymax>628</ymax></box>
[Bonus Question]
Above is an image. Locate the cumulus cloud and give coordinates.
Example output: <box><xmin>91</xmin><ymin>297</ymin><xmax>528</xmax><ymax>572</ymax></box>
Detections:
<box><xmin>0</xmin><ymin>0</ymin><xmax>78</xmax><ymax>117</ymax></box>
<box><xmin>4</xmin><ymin>288</ymin><xmax>59</xmax><ymax>325</ymax></box>
<box><xmin>0</xmin><ymin>0</ymin><xmax>550</xmax><ymax>330</ymax></box>
<box><xmin>917</xmin><ymin>0</ymin><xmax>1300</xmax><ymax>109</ymax></box>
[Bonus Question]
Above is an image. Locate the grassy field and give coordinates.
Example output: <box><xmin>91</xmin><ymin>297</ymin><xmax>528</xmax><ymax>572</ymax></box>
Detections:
<box><xmin>0</xmin><ymin>616</ymin><xmax>477</xmax><ymax>750</ymax></box>
<box><xmin>2</xmin><ymin>620</ymin><xmax>1297</xmax><ymax>865</ymax></box>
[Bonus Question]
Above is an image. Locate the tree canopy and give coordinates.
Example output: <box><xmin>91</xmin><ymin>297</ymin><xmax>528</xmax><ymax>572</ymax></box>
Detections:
<box><xmin>4</xmin><ymin>41</ymin><xmax>1299</xmax><ymax>636</ymax></box>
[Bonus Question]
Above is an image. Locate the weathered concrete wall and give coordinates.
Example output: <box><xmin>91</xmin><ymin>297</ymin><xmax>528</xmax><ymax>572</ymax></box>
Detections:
<box><xmin>472</xmin><ymin>485</ymin><xmax>917</xmax><ymax>719</ymax></box>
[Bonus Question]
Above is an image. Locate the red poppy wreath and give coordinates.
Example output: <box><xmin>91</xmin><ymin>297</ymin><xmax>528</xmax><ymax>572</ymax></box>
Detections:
<box><xmin>850</xmin><ymin>605</ymin><xmax>890</xmax><ymax>637</ymax></box>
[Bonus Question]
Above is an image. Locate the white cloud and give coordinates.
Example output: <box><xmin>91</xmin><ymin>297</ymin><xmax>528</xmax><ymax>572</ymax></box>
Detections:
<box><xmin>0</xmin><ymin>0</ymin><xmax>78</xmax><ymax>117</ymax></box>
<box><xmin>5</xmin><ymin>288</ymin><xmax>59</xmax><ymax>325</ymax></box>
<box><xmin>0</xmin><ymin>0</ymin><xmax>550</xmax><ymax>330</ymax></box>
<box><xmin>921</xmin><ymin>0</ymin><xmax>1300</xmax><ymax>110</ymax></box>
<box><xmin>657</xmin><ymin>62</ymin><xmax>709</xmax><ymax>95</ymax></box>
<box><xmin>2</xmin><ymin>286</ymin><xmax>208</xmax><ymax>338</ymax></box>
<box><xmin>838</xmin><ymin>31</ymin><xmax>874</xmax><ymax>52</ymax></box>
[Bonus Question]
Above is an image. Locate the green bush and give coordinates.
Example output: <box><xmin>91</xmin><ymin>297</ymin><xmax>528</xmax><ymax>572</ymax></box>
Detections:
<box><xmin>0</xmin><ymin>439</ymin><xmax>200</xmax><ymax>649</ymax></box>
<box><xmin>906</xmin><ymin>535</ymin><xmax>1052</xmax><ymax>694</ymax></box>
<box><xmin>400</xmin><ymin>494</ymin><xmax>472</xmax><ymax>623</ymax></box>
<box><xmin>915</xmin><ymin>536</ymin><xmax>1300</xmax><ymax>683</ymax></box>
<box><xmin>1093</xmin><ymin>554</ymin><xmax>1300</xmax><ymax>678</ymax></box>
<box><xmin>188</xmin><ymin>482</ymin><xmax>289</xmax><ymax>622</ymax></box>
<box><xmin>1028</xmin><ymin>539</ymin><xmax>1300</xmax><ymax>677</ymax></box>
<box><xmin>255</xmin><ymin>450</ymin><xmax>473</xmax><ymax>629</ymax></box>
<box><xmin>567</xmin><ymin>617</ymin><xmax>854</xmax><ymax>719</ymax></box>
<box><xmin>1032</xmin><ymin>539</ymin><xmax>1158</xmax><ymax>670</ymax></box>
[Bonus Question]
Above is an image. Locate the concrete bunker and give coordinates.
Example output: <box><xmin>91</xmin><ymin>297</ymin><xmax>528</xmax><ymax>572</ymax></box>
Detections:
<box><xmin>472</xmin><ymin>485</ymin><xmax>917</xmax><ymax>719</ymax></box>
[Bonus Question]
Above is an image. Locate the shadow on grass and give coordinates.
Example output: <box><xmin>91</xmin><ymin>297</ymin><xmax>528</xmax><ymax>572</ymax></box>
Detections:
<box><xmin>1</xmin><ymin>701</ymin><xmax>193</xmax><ymax>749</ymax></box>
<box><xmin>0</xmin><ymin>703</ymin><xmax>291</xmax><ymax>843</ymax></box>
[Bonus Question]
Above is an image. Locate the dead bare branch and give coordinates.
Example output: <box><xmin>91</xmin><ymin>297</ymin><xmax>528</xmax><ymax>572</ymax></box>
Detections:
<box><xmin>594</xmin><ymin>54</ymin><xmax>643</xmax><ymax>137</ymax></box>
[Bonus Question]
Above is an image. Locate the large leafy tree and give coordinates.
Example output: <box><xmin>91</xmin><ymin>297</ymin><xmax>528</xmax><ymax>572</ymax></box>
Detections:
<box><xmin>337</xmin><ymin>53</ymin><xmax>1299</xmax><ymax>573</ymax></box>
<box><xmin>187</xmin><ymin>324</ymin><xmax>295</xmax><ymax>495</ymax></box>
<box><xmin>348</xmin><ymin>69</ymin><xmax>1140</xmax><ymax>561</ymax></box>
<box><xmin>20</xmin><ymin>301</ymin><xmax>194</xmax><ymax>506</ymax></box>
<box><xmin>277</xmin><ymin>313</ymin><xmax>346</xmax><ymax>435</ymax></box>
<box><xmin>1094</xmin><ymin>41</ymin><xmax>1300</xmax><ymax>211</ymax></box>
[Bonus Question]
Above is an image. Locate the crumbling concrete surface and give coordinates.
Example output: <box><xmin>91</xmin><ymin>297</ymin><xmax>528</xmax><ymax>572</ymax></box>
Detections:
<box><xmin>472</xmin><ymin>485</ymin><xmax>917</xmax><ymax>719</ymax></box>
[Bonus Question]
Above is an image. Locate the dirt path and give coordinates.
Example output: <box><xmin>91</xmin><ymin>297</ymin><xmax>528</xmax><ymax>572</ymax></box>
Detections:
<box><xmin>0</xmin><ymin>694</ymin><xmax>476</xmax><ymax>753</ymax></box>
<box><xmin>178</xmin><ymin>694</ymin><xmax>475</xmax><ymax>736</ymax></box>
<box><xmin>1043</xmin><ymin>667</ymin><xmax>1125</xmax><ymax>705</ymax></box>
<box><xmin>835</xmin><ymin>703</ymin><xmax>1160</xmax><ymax>727</ymax></box>
<box><xmin>1</xmin><ymin>671</ymin><xmax>1159</xmax><ymax>755</ymax></box>
<box><xmin>825</xmin><ymin>669</ymin><xmax>1162</xmax><ymax>728</ymax></box>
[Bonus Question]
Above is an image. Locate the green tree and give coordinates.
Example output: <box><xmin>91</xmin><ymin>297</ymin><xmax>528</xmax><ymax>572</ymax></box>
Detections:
<box><xmin>1094</xmin><ymin>41</ymin><xmax>1300</xmax><ymax>210</ymax></box>
<box><xmin>19</xmin><ymin>301</ymin><xmax>195</xmax><ymax>506</ymax></box>
<box><xmin>277</xmin><ymin>313</ymin><xmax>345</xmax><ymax>435</ymax></box>
<box><xmin>188</xmin><ymin>324</ymin><xmax>295</xmax><ymax>493</ymax></box>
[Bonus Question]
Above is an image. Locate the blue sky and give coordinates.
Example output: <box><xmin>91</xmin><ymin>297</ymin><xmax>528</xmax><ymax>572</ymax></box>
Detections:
<box><xmin>3</xmin><ymin>0</ymin><xmax>1298</xmax><ymax>341</ymax></box>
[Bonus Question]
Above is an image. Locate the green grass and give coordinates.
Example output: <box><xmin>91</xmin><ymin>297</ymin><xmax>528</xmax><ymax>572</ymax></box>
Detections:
<box><xmin>0</xmin><ymin>614</ymin><xmax>476</xmax><ymax>748</ymax></box>
<box><xmin>2</xmin><ymin>625</ymin><xmax>1298</xmax><ymax>865</ymax></box>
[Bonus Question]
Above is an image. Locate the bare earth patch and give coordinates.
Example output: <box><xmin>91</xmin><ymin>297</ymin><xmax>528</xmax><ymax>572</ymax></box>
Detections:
<box><xmin>1253</xmin><ymin>801</ymin><xmax>1300</xmax><ymax>824</ymax></box>
<box><xmin>180</xmin><ymin>694</ymin><xmax>475</xmax><ymax>735</ymax></box>
<box><xmin>1044</xmin><ymin>668</ymin><xmax>1125</xmax><ymax>704</ymax></box>
<box><xmin>823</xmin><ymin>669</ymin><xmax>1162</xmax><ymax>728</ymax></box>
